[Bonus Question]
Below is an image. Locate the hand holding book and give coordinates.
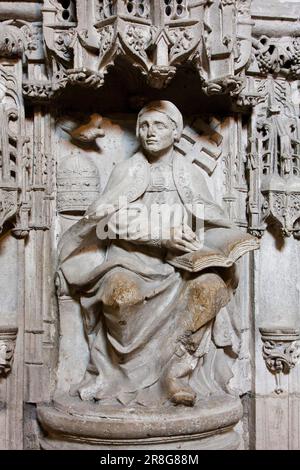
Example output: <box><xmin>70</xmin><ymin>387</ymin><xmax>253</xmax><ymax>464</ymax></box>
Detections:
<box><xmin>166</xmin><ymin>227</ymin><xmax>259</xmax><ymax>272</ymax></box>
<box><xmin>161</xmin><ymin>224</ymin><xmax>203</xmax><ymax>253</ymax></box>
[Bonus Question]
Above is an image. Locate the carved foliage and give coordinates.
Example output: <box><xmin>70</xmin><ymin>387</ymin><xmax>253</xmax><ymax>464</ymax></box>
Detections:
<box><xmin>0</xmin><ymin>327</ymin><xmax>18</xmax><ymax>376</ymax></box>
<box><xmin>0</xmin><ymin>190</ymin><xmax>19</xmax><ymax>231</ymax></box>
<box><xmin>99</xmin><ymin>25</ymin><xmax>114</xmax><ymax>58</ymax></box>
<box><xmin>0</xmin><ymin>21</ymin><xmax>43</xmax><ymax>60</ymax></box>
<box><xmin>125</xmin><ymin>25</ymin><xmax>151</xmax><ymax>60</ymax></box>
<box><xmin>0</xmin><ymin>24</ymin><xmax>23</xmax><ymax>58</ymax></box>
<box><xmin>260</xmin><ymin>328</ymin><xmax>300</xmax><ymax>394</ymax></box>
<box><xmin>254</xmin><ymin>36</ymin><xmax>300</xmax><ymax>80</ymax></box>
<box><xmin>169</xmin><ymin>27</ymin><xmax>195</xmax><ymax>61</ymax></box>
<box><xmin>96</xmin><ymin>0</ymin><xmax>116</xmax><ymax>20</ymax></box>
<box><xmin>54</xmin><ymin>30</ymin><xmax>75</xmax><ymax>62</ymax></box>
<box><xmin>23</xmin><ymin>82</ymin><xmax>55</xmax><ymax>102</ymax></box>
<box><xmin>20</xmin><ymin>24</ymin><xmax>40</xmax><ymax>54</ymax></box>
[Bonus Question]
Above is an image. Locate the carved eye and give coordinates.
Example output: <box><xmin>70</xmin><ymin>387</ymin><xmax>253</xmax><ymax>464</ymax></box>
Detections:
<box><xmin>155</xmin><ymin>123</ymin><xmax>166</xmax><ymax>130</ymax></box>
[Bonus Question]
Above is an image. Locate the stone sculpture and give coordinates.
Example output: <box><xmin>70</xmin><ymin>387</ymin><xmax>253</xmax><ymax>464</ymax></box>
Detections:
<box><xmin>57</xmin><ymin>100</ymin><xmax>258</xmax><ymax>407</ymax></box>
<box><xmin>2</xmin><ymin>0</ymin><xmax>300</xmax><ymax>451</ymax></box>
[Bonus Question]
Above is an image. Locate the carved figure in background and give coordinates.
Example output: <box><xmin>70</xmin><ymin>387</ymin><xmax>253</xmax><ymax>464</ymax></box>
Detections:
<box><xmin>58</xmin><ymin>101</ymin><xmax>258</xmax><ymax>407</ymax></box>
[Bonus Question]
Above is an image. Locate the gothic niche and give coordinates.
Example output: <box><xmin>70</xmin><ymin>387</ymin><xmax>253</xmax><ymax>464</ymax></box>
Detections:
<box><xmin>37</xmin><ymin>95</ymin><xmax>259</xmax><ymax>450</ymax></box>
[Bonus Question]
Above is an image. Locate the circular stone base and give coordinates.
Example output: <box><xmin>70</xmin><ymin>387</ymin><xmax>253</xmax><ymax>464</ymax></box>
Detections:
<box><xmin>37</xmin><ymin>394</ymin><xmax>243</xmax><ymax>450</ymax></box>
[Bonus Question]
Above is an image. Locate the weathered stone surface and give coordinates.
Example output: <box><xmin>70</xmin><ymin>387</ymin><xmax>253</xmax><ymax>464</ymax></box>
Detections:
<box><xmin>38</xmin><ymin>394</ymin><xmax>242</xmax><ymax>450</ymax></box>
<box><xmin>1</xmin><ymin>0</ymin><xmax>300</xmax><ymax>451</ymax></box>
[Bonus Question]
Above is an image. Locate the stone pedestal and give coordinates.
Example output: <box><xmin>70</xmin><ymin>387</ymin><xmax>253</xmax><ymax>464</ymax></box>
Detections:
<box><xmin>37</xmin><ymin>394</ymin><xmax>242</xmax><ymax>450</ymax></box>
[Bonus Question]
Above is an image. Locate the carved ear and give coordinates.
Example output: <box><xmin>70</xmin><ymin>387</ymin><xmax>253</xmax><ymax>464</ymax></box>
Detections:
<box><xmin>173</xmin><ymin>128</ymin><xmax>180</xmax><ymax>142</ymax></box>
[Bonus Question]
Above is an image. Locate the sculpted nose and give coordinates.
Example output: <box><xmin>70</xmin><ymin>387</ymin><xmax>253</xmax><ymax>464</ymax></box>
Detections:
<box><xmin>147</xmin><ymin>125</ymin><xmax>155</xmax><ymax>137</ymax></box>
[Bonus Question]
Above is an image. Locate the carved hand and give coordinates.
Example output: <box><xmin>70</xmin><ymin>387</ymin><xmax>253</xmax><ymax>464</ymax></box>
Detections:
<box><xmin>162</xmin><ymin>225</ymin><xmax>202</xmax><ymax>253</ymax></box>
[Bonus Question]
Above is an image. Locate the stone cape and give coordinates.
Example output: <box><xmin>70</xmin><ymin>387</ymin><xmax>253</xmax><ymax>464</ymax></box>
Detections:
<box><xmin>57</xmin><ymin>150</ymin><xmax>256</xmax><ymax>405</ymax></box>
<box><xmin>58</xmin><ymin>150</ymin><xmax>235</xmax><ymax>269</ymax></box>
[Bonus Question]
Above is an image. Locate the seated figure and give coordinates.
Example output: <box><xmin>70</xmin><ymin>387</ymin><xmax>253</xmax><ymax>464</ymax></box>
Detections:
<box><xmin>57</xmin><ymin>101</ymin><xmax>257</xmax><ymax>407</ymax></box>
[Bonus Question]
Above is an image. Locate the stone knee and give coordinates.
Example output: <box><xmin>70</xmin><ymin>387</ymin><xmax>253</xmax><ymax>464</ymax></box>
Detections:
<box><xmin>102</xmin><ymin>271</ymin><xmax>142</xmax><ymax>307</ymax></box>
<box><xmin>186</xmin><ymin>273</ymin><xmax>230</xmax><ymax>331</ymax></box>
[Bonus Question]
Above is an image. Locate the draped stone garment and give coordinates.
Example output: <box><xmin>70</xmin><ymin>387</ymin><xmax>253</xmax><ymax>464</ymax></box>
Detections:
<box><xmin>58</xmin><ymin>151</ymin><xmax>242</xmax><ymax>403</ymax></box>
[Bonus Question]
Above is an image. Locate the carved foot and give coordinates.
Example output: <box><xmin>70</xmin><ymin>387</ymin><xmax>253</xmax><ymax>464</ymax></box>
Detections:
<box><xmin>70</xmin><ymin>376</ymin><xmax>103</xmax><ymax>401</ymax></box>
<box><xmin>79</xmin><ymin>381</ymin><xmax>103</xmax><ymax>401</ymax></box>
<box><xmin>163</xmin><ymin>347</ymin><xmax>198</xmax><ymax>407</ymax></box>
<box><xmin>167</xmin><ymin>378</ymin><xmax>196</xmax><ymax>407</ymax></box>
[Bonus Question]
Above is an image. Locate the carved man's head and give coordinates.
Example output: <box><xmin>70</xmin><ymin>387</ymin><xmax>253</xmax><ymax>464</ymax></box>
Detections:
<box><xmin>137</xmin><ymin>101</ymin><xmax>183</xmax><ymax>157</ymax></box>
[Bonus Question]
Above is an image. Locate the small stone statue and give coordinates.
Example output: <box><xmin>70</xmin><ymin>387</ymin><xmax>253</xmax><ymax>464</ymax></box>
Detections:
<box><xmin>57</xmin><ymin>101</ymin><xmax>258</xmax><ymax>407</ymax></box>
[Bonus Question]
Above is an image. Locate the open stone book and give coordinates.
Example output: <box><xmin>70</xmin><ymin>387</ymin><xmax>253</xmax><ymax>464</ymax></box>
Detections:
<box><xmin>167</xmin><ymin>228</ymin><xmax>259</xmax><ymax>272</ymax></box>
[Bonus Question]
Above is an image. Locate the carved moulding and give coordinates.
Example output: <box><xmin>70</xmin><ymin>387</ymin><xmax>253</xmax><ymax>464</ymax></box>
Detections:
<box><xmin>259</xmin><ymin>328</ymin><xmax>300</xmax><ymax>395</ymax></box>
<box><xmin>41</xmin><ymin>0</ymin><xmax>252</xmax><ymax>96</ymax></box>
<box><xmin>0</xmin><ymin>326</ymin><xmax>18</xmax><ymax>376</ymax></box>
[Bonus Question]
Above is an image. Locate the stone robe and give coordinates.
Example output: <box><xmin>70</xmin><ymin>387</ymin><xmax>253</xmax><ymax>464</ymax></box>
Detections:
<box><xmin>58</xmin><ymin>151</ymin><xmax>251</xmax><ymax>404</ymax></box>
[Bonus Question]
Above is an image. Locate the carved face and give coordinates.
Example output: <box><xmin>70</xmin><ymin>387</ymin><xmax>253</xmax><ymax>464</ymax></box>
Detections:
<box><xmin>138</xmin><ymin>111</ymin><xmax>177</xmax><ymax>156</ymax></box>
